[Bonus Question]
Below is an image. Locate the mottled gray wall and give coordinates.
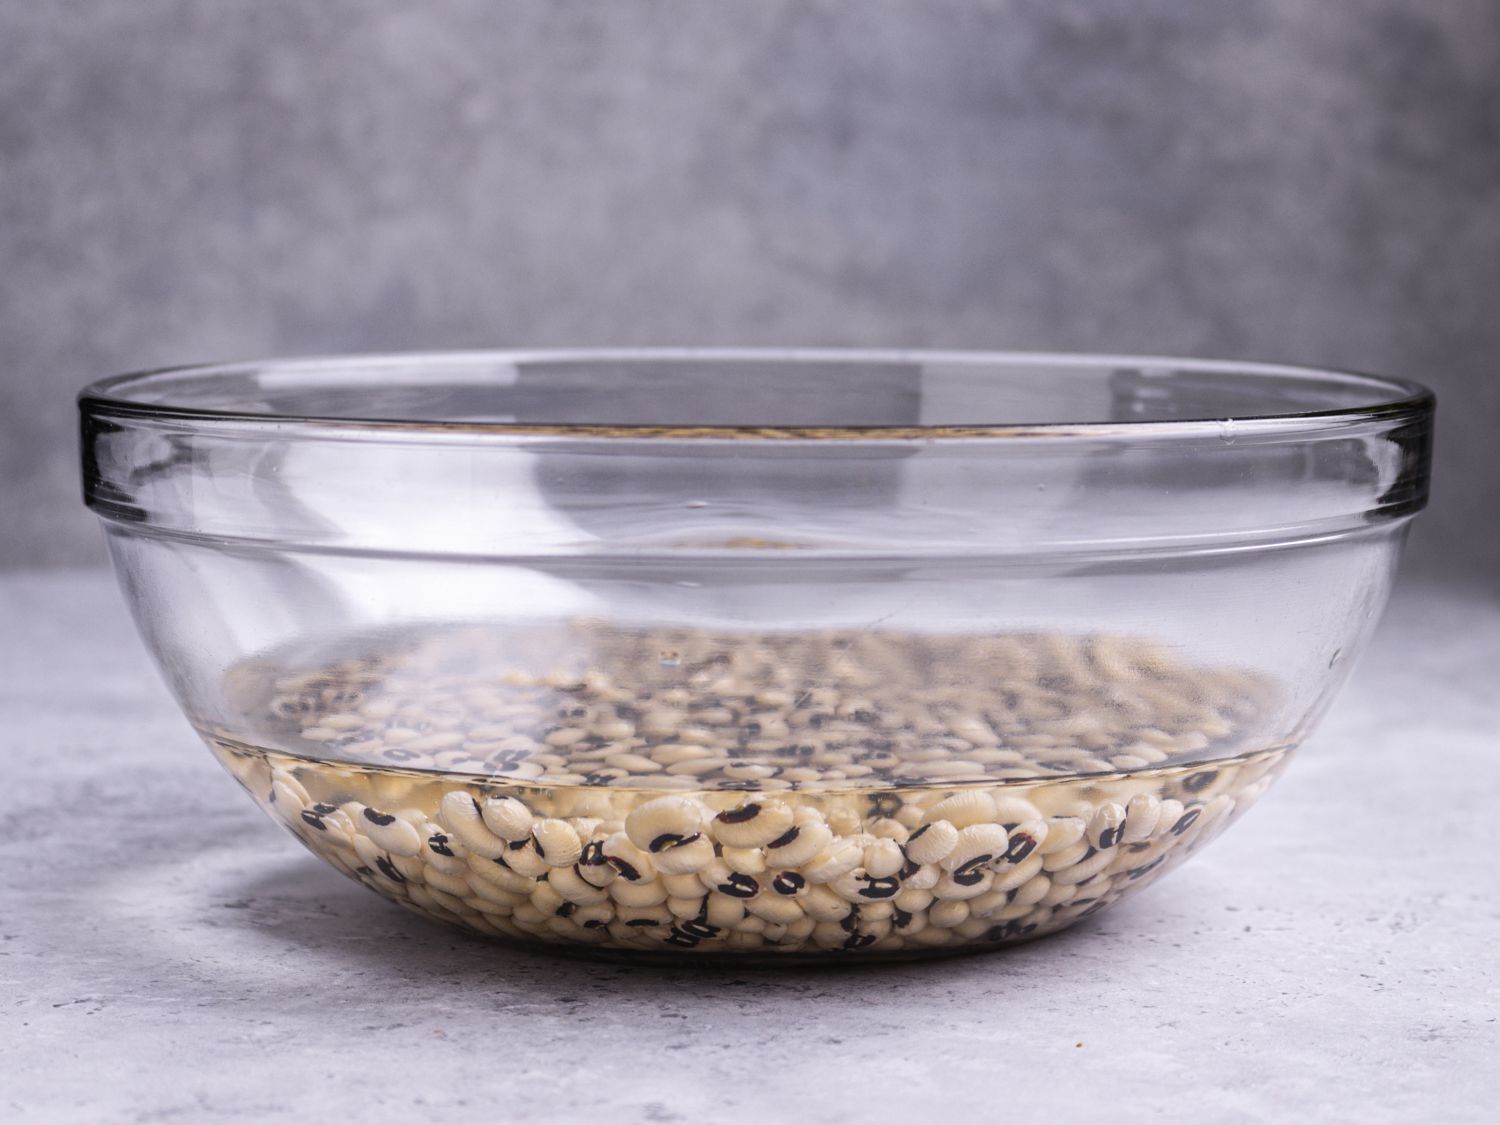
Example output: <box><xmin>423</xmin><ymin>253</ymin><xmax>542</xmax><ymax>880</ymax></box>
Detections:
<box><xmin>2</xmin><ymin>0</ymin><xmax>1497</xmax><ymax>581</ymax></box>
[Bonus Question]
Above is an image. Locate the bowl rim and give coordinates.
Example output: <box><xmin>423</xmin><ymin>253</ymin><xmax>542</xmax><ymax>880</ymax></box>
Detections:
<box><xmin>78</xmin><ymin>346</ymin><xmax>1435</xmax><ymax>441</ymax></box>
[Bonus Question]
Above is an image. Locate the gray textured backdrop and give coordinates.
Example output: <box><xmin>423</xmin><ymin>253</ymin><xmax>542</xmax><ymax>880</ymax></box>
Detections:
<box><xmin>2</xmin><ymin>1</ymin><xmax>1496</xmax><ymax>581</ymax></box>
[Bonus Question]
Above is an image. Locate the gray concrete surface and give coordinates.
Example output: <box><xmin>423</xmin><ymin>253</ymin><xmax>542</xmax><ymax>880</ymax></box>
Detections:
<box><xmin>2</xmin><ymin>1</ymin><xmax>1499</xmax><ymax>581</ymax></box>
<box><xmin>0</xmin><ymin>570</ymin><xmax>1495</xmax><ymax>1123</ymax></box>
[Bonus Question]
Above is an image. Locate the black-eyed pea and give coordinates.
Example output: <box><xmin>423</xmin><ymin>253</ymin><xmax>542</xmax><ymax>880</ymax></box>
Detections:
<box><xmin>1086</xmin><ymin>803</ymin><xmax>1127</xmax><ymax>851</ymax></box>
<box><xmin>746</xmin><ymin>894</ymin><xmax>805</xmax><ymax>925</ymax></box>
<box><xmin>933</xmin><ymin>870</ymin><xmax>995</xmax><ymax>900</ymax></box>
<box><xmin>661</xmin><ymin>872</ymin><xmax>706</xmax><ymax>898</ymax></box>
<box><xmin>616</xmin><ymin>903</ymin><xmax>673</xmax><ymax>928</ymax></box>
<box><xmin>1155</xmin><ymin>799</ymin><xmax>1187</xmax><ymax>837</ymax></box>
<box><xmin>862</xmin><ymin>838</ymin><xmax>905</xmax><ymax>879</ymax></box>
<box><xmin>548</xmin><ymin>865</ymin><xmax>610</xmax><ymax>906</ymax></box>
<box><xmin>1040</xmin><ymin>879</ymin><xmax>1081</xmax><ymax>907</ymax></box>
<box><xmin>625</xmin><ymin>795</ymin><xmax>706</xmax><ymax>853</ymax></box>
<box><xmin>696</xmin><ymin>858</ymin><xmax>733</xmax><ymax>894</ymax></box>
<box><xmin>1011</xmin><ymin>872</ymin><xmax>1051</xmax><ymax>906</ymax></box>
<box><xmin>503</xmin><ymin>843</ymin><xmax>551</xmax><ymax>878</ymax></box>
<box><xmin>764</xmin><ymin>819</ymin><xmax>832</xmax><ymax>868</ymax></box>
<box><xmin>1036</xmin><ymin>815</ymin><xmax>1086</xmax><ymax>856</ymax></box>
<box><xmin>955</xmin><ymin>916</ymin><xmax>997</xmax><ymax>940</ymax></box>
<box><xmin>713</xmin><ymin>871</ymin><xmax>762</xmax><ymax>901</ymax></box>
<box><xmin>903</xmin><ymin>863</ymin><xmax>941</xmax><ymax>891</ymax></box>
<box><xmin>439</xmin><ymin>791</ymin><xmax>509</xmax><ymax>858</ymax></box>
<box><xmin>801</xmin><ymin>839</ymin><xmax>864</xmax><ymax>884</ymax></box>
<box><xmin>783</xmin><ymin>915</ymin><xmax>818</xmax><ymax>942</ymax></box>
<box><xmin>567</xmin><ymin>816</ymin><xmax>605</xmax><ymax>841</ymax></box>
<box><xmin>770</xmin><ymin>870</ymin><xmax>807</xmax><ymax>897</ymax></box>
<box><xmin>704</xmin><ymin>891</ymin><xmax>747</xmax><ymax>930</ymax></box>
<box><xmin>571</xmin><ymin>902</ymin><xmax>614</xmax><ymax>929</ymax></box>
<box><xmin>929</xmin><ymin>899</ymin><xmax>970</xmax><ymax>929</ymax></box>
<box><xmin>721</xmin><ymin>845</ymin><xmax>767</xmax><ymax>876</ymax></box>
<box><xmin>906</xmin><ymin>918</ymin><xmax>954</xmax><ymax>948</ymax></box>
<box><xmin>466</xmin><ymin>853</ymin><xmax>536</xmax><ymax>894</ymax></box>
<box><xmin>421</xmin><ymin>826</ymin><xmax>468</xmax><ymax>875</ymax></box>
<box><xmin>576</xmin><ymin>842</ymin><xmax>619</xmax><ymax>888</ymax></box>
<box><xmin>465</xmin><ymin>880</ymin><xmax>523</xmax><ymax>909</ymax></box>
<box><xmin>1041</xmin><ymin>839</ymin><xmax>1090</xmax><ymax>873</ymax></box>
<box><xmin>903</xmin><ymin>819</ymin><xmax>958</xmax><ymax>866</ymax></box>
<box><xmin>866</xmin><ymin>817</ymin><xmax>909</xmax><ymax>843</ymax></box>
<box><xmin>894</xmin><ymin>804</ymin><xmax>926</xmax><ymax>830</ymax></box>
<box><xmin>410</xmin><ymin>885</ymin><xmax>457</xmax><ymax>915</ymax></box>
<box><xmin>388</xmin><ymin>848</ymin><xmax>426</xmax><ymax>883</ymax></box>
<box><xmin>893</xmin><ymin>908</ymin><xmax>927</xmax><ymax>935</ymax></box>
<box><xmin>941</xmin><ymin>823</ymin><xmax>1009</xmax><ymax>875</ymax></box>
<box><xmin>711</xmin><ymin>799</ymin><xmax>795</xmax><ymax>849</ymax></box>
<box><xmin>510</xmin><ymin>900</ymin><xmax>549</xmax><ymax>927</ymax></box>
<box><xmin>991</xmin><ymin>795</ymin><xmax>1044</xmax><ymax>825</ymax></box>
<box><xmin>423</xmin><ymin>868</ymin><xmax>473</xmax><ymax>899</ymax></box>
<box><xmin>966</xmin><ymin>889</ymin><xmax>1010</xmax><ymax>919</ymax></box>
<box><xmin>601</xmin><ymin>832</ymin><xmax>656</xmax><ymax>883</ymax></box>
<box><xmin>802</xmin><ymin>883</ymin><xmax>853</xmax><ymax>922</ymax></box>
<box><xmin>925</xmin><ymin>790</ymin><xmax>997</xmax><ymax>829</ymax></box>
<box><xmin>811</xmin><ymin>920</ymin><xmax>849</xmax><ymax>948</ymax></box>
<box><xmin>530</xmin><ymin>880</ymin><xmax>565</xmax><ymax>914</ymax></box>
<box><xmin>530</xmin><ymin>819</ymin><xmax>583</xmax><ymax>868</ymax></box>
<box><xmin>734</xmin><ymin>913</ymin><xmax>768</xmax><ymax>934</ymax></box>
<box><xmin>268</xmin><ymin>768</ymin><xmax>311</xmax><ymax>809</ymax></box>
<box><xmin>893</xmin><ymin>886</ymin><xmax>934</xmax><ymax>913</ymax></box>
<box><xmin>831</xmin><ymin>869</ymin><xmax>902</xmax><ymax>903</ymax></box>
<box><xmin>1050</xmin><ymin>852</ymin><xmax>1122</xmax><ymax>888</ymax></box>
<box><xmin>609</xmin><ymin>878</ymin><xmax>670</xmax><ymax>908</ymax></box>
<box><xmin>652</xmin><ymin>834</ymin><xmax>715</xmax><ymax>876</ymax></box>
<box><xmin>826</xmin><ymin>807</ymin><xmax>862</xmax><ymax>836</ymax></box>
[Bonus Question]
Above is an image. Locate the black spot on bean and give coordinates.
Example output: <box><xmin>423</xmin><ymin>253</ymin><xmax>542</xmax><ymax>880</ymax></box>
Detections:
<box><xmin>868</xmin><ymin>793</ymin><xmax>901</xmax><ymax>817</ymax></box>
<box><xmin>718</xmin><ymin>874</ymin><xmax>759</xmax><ymax>899</ymax></box>
<box><xmin>428</xmin><ymin>834</ymin><xmax>454</xmax><ymax>857</ymax></box>
<box><xmin>772</xmin><ymin>872</ymin><xmax>806</xmax><ymax>896</ymax></box>
<box><xmin>1184</xmin><ymin>770</ymin><xmax>1218</xmax><ymax>793</ymax></box>
<box><xmin>767</xmin><ymin>826</ymin><xmax>801</xmax><ymax>849</ymax></box>
<box><xmin>650</xmin><ymin>832</ymin><xmax>698</xmax><ymax>853</ymax></box>
<box><xmin>953</xmin><ymin>855</ymin><xmax>992</xmax><ymax>882</ymax></box>
<box><xmin>555</xmin><ymin>901</ymin><xmax>577</xmax><ymax>917</ymax></box>
<box><xmin>311</xmin><ymin>803</ymin><xmax>337</xmax><ymax>815</ymax></box>
<box><xmin>1004</xmin><ymin>834</ymin><xmax>1038</xmax><ymax>863</ymax></box>
<box><xmin>717</xmin><ymin>804</ymin><xmax>762</xmax><ymax>824</ymax></box>
<box><xmin>858</xmin><ymin>876</ymin><xmax>900</xmax><ymax>899</ymax></box>
<box><xmin>362</xmin><ymin>808</ymin><xmax>397</xmax><ymax>827</ymax></box>
<box><xmin>608</xmin><ymin>856</ymin><xmax>643</xmax><ymax>882</ymax></box>
<box><xmin>299</xmin><ymin>811</ymin><xmax>326</xmax><ymax>830</ymax></box>
<box><xmin>374</xmin><ymin>857</ymin><xmax>405</xmax><ymax>883</ymax></box>
<box><xmin>1172</xmin><ymin>809</ymin><xmax>1202</xmax><ymax>835</ymax></box>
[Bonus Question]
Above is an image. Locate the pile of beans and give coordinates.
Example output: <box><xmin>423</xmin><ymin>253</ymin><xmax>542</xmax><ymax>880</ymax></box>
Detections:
<box><xmin>208</xmin><ymin>625</ymin><xmax>1286</xmax><ymax>957</ymax></box>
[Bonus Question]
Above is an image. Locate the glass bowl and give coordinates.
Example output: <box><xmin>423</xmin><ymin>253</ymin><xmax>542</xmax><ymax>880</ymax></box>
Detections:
<box><xmin>79</xmin><ymin>349</ymin><xmax>1434</xmax><ymax>961</ymax></box>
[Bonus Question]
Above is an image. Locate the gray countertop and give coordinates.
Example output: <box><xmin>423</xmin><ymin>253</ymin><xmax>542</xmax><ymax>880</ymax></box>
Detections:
<box><xmin>2</xmin><ymin>571</ymin><xmax>1496</xmax><ymax>1124</ymax></box>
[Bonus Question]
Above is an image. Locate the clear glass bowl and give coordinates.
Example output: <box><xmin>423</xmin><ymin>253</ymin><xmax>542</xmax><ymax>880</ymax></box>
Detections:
<box><xmin>79</xmin><ymin>349</ymin><xmax>1434</xmax><ymax>961</ymax></box>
